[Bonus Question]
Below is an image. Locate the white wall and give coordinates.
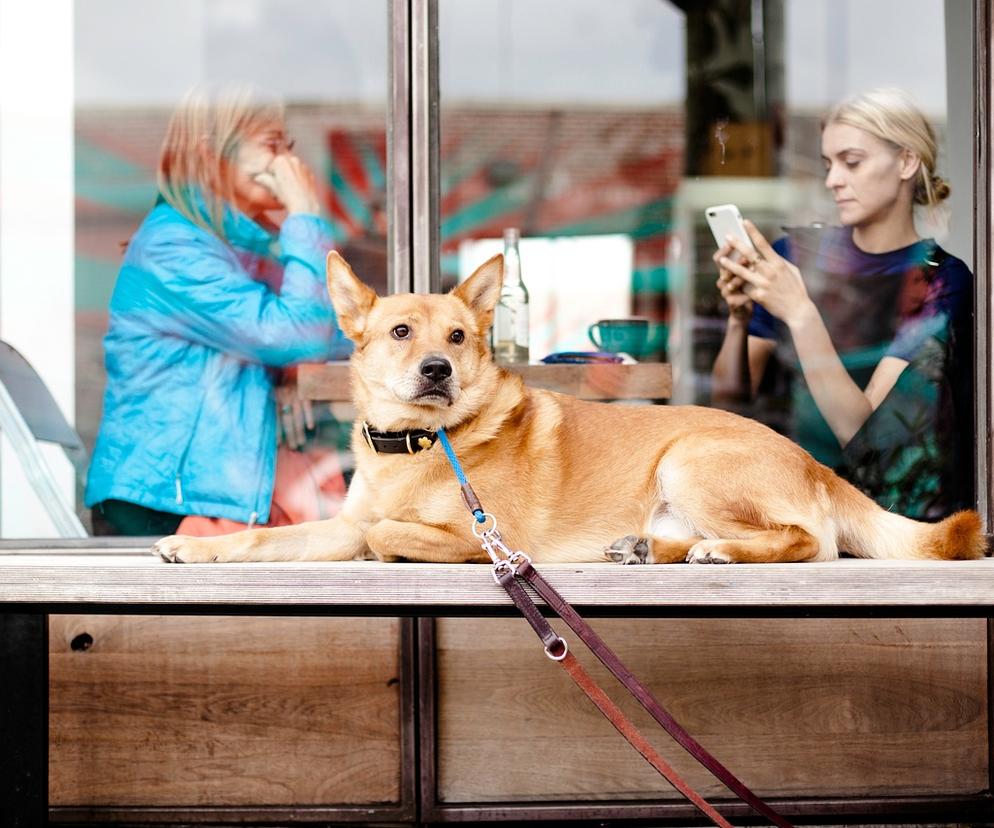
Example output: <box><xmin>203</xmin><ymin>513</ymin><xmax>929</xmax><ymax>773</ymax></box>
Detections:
<box><xmin>0</xmin><ymin>0</ymin><xmax>76</xmax><ymax>536</ymax></box>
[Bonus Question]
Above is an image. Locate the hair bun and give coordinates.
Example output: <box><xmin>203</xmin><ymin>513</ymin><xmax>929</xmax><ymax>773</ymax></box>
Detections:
<box><xmin>931</xmin><ymin>174</ymin><xmax>951</xmax><ymax>202</ymax></box>
<box><xmin>914</xmin><ymin>173</ymin><xmax>951</xmax><ymax>206</ymax></box>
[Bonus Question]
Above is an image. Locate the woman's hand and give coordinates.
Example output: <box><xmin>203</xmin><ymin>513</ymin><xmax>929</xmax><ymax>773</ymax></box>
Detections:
<box><xmin>718</xmin><ymin>220</ymin><xmax>815</xmax><ymax>330</ymax></box>
<box><xmin>254</xmin><ymin>154</ymin><xmax>321</xmax><ymax>216</ymax></box>
<box><xmin>276</xmin><ymin>382</ymin><xmax>315</xmax><ymax>450</ymax></box>
<box><xmin>713</xmin><ymin>240</ymin><xmax>753</xmax><ymax>321</ymax></box>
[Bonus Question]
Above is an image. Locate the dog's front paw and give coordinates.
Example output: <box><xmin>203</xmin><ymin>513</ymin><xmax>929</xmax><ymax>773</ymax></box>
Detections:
<box><xmin>154</xmin><ymin>535</ymin><xmax>218</xmax><ymax>564</ymax></box>
<box><xmin>604</xmin><ymin>535</ymin><xmax>650</xmax><ymax>565</ymax></box>
<box><xmin>686</xmin><ymin>540</ymin><xmax>733</xmax><ymax>565</ymax></box>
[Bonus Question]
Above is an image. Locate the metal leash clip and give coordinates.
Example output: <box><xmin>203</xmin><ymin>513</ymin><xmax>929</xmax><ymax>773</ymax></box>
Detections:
<box><xmin>470</xmin><ymin>513</ymin><xmax>531</xmax><ymax>582</ymax></box>
<box><xmin>490</xmin><ymin>550</ymin><xmax>534</xmax><ymax>584</ymax></box>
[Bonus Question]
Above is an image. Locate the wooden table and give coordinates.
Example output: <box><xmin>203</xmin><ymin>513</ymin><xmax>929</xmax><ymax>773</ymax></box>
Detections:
<box><xmin>298</xmin><ymin>361</ymin><xmax>673</xmax><ymax>402</ymax></box>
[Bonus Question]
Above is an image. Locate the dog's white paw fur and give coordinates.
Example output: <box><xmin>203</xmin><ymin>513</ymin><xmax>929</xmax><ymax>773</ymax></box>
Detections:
<box><xmin>154</xmin><ymin>535</ymin><xmax>216</xmax><ymax>564</ymax></box>
<box><xmin>686</xmin><ymin>540</ymin><xmax>734</xmax><ymax>564</ymax></box>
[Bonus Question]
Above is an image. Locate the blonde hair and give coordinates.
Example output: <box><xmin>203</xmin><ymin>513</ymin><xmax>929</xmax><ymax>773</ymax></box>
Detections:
<box><xmin>824</xmin><ymin>87</ymin><xmax>950</xmax><ymax>208</ymax></box>
<box><xmin>157</xmin><ymin>84</ymin><xmax>285</xmax><ymax>240</ymax></box>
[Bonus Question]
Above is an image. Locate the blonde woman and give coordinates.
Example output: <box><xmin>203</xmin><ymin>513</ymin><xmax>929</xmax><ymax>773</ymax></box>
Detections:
<box><xmin>86</xmin><ymin>86</ymin><xmax>351</xmax><ymax>535</ymax></box>
<box><xmin>711</xmin><ymin>88</ymin><xmax>973</xmax><ymax>518</ymax></box>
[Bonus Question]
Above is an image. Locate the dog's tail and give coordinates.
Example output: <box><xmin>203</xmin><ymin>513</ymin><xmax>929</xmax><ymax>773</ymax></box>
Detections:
<box><xmin>828</xmin><ymin>475</ymin><xmax>985</xmax><ymax>560</ymax></box>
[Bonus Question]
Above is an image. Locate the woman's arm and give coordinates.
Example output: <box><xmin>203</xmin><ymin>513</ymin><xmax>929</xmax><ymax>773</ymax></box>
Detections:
<box><xmin>784</xmin><ymin>302</ymin><xmax>906</xmax><ymax>444</ymax></box>
<box><xmin>720</xmin><ymin>221</ymin><xmax>905</xmax><ymax>447</ymax></box>
<box><xmin>711</xmin><ymin>317</ymin><xmax>776</xmax><ymax>402</ymax></box>
<box><xmin>710</xmin><ymin>239</ymin><xmax>776</xmax><ymax>403</ymax></box>
<box><xmin>126</xmin><ymin>215</ymin><xmax>351</xmax><ymax>366</ymax></box>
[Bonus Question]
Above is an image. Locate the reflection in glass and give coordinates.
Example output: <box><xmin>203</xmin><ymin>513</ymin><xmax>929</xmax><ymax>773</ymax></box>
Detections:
<box><xmin>65</xmin><ymin>0</ymin><xmax>387</xmax><ymax>537</ymax></box>
<box><xmin>440</xmin><ymin>0</ymin><xmax>973</xmax><ymax>517</ymax></box>
<box><xmin>442</xmin><ymin>0</ymin><xmax>684</xmax><ymax>361</ymax></box>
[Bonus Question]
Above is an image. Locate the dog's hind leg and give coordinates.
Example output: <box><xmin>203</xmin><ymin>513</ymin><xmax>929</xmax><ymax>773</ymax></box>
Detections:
<box><xmin>604</xmin><ymin>534</ymin><xmax>701</xmax><ymax>564</ymax></box>
<box><xmin>686</xmin><ymin>525</ymin><xmax>821</xmax><ymax>564</ymax></box>
<box><xmin>365</xmin><ymin>519</ymin><xmax>489</xmax><ymax>563</ymax></box>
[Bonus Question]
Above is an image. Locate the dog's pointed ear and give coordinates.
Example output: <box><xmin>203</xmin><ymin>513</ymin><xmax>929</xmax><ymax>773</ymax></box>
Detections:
<box><xmin>451</xmin><ymin>254</ymin><xmax>504</xmax><ymax>329</ymax></box>
<box><xmin>327</xmin><ymin>251</ymin><xmax>377</xmax><ymax>341</ymax></box>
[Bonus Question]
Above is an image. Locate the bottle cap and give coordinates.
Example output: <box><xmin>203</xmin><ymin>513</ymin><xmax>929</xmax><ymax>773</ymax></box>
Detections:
<box><xmin>503</xmin><ymin>227</ymin><xmax>520</xmax><ymax>245</ymax></box>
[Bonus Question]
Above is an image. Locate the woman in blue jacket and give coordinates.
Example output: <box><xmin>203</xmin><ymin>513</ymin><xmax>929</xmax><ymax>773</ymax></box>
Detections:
<box><xmin>85</xmin><ymin>87</ymin><xmax>350</xmax><ymax>535</ymax></box>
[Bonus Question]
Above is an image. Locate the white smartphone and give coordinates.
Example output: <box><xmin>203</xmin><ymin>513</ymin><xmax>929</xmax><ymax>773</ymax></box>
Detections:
<box><xmin>704</xmin><ymin>204</ymin><xmax>757</xmax><ymax>257</ymax></box>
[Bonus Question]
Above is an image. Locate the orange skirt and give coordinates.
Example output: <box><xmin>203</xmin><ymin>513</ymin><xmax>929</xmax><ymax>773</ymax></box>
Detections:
<box><xmin>177</xmin><ymin>445</ymin><xmax>347</xmax><ymax>536</ymax></box>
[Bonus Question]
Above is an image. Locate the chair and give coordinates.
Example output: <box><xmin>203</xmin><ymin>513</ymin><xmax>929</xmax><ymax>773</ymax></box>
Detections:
<box><xmin>0</xmin><ymin>340</ymin><xmax>87</xmax><ymax>537</ymax></box>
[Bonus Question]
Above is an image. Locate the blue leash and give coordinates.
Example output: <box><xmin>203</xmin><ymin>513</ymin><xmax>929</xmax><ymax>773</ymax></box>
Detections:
<box><xmin>436</xmin><ymin>428</ymin><xmax>486</xmax><ymax>523</ymax></box>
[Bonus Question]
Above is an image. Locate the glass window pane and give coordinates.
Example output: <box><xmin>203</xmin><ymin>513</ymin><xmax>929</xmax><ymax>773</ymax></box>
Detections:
<box><xmin>0</xmin><ymin>0</ymin><xmax>388</xmax><ymax>537</ymax></box>
<box><xmin>439</xmin><ymin>0</ymin><xmax>976</xmax><ymax>520</ymax></box>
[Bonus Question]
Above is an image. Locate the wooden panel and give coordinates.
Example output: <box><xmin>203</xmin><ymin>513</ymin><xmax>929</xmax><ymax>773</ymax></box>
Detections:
<box><xmin>5</xmin><ymin>555</ymin><xmax>994</xmax><ymax>609</ymax></box>
<box><xmin>50</xmin><ymin>616</ymin><xmax>402</xmax><ymax>806</ymax></box>
<box><xmin>297</xmin><ymin>361</ymin><xmax>672</xmax><ymax>402</ymax></box>
<box><xmin>435</xmin><ymin>618</ymin><xmax>988</xmax><ymax>802</ymax></box>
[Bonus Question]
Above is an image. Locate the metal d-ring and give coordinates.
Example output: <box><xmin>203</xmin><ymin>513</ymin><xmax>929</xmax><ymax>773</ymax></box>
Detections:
<box><xmin>544</xmin><ymin>636</ymin><xmax>569</xmax><ymax>661</ymax></box>
<box><xmin>471</xmin><ymin>512</ymin><xmax>497</xmax><ymax>538</ymax></box>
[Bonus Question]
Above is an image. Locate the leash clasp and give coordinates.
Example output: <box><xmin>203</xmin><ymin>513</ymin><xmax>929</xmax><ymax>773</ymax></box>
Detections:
<box><xmin>471</xmin><ymin>513</ymin><xmax>531</xmax><ymax>580</ymax></box>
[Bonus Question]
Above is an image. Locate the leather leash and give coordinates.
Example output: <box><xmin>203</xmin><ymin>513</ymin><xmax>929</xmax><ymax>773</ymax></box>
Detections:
<box><xmin>435</xmin><ymin>428</ymin><xmax>794</xmax><ymax>828</ymax></box>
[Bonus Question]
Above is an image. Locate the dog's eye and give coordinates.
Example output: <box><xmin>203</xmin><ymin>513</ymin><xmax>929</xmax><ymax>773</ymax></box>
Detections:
<box><xmin>449</xmin><ymin>329</ymin><xmax>465</xmax><ymax>344</ymax></box>
<box><xmin>391</xmin><ymin>325</ymin><xmax>411</xmax><ymax>340</ymax></box>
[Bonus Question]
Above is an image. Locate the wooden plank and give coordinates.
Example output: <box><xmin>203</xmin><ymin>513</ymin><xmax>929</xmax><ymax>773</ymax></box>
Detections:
<box><xmin>435</xmin><ymin>618</ymin><xmax>988</xmax><ymax>802</ymax></box>
<box><xmin>297</xmin><ymin>361</ymin><xmax>672</xmax><ymax>402</ymax></box>
<box><xmin>2</xmin><ymin>555</ymin><xmax>994</xmax><ymax>610</ymax></box>
<box><xmin>49</xmin><ymin>616</ymin><xmax>402</xmax><ymax>806</ymax></box>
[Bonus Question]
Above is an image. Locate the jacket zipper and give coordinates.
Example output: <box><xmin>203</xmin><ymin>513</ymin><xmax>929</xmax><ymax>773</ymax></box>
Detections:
<box><xmin>173</xmin><ymin>384</ymin><xmax>209</xmax><ymax>507</ymax></box>
<box><xmin>249</xmin><ymin>392</ymin><xmax>278</xmax><ymax>522</ymax></box>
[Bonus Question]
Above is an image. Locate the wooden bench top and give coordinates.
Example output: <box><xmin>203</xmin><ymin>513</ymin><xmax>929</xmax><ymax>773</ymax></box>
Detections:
<box><xmin>2</xmin><ymin>550</ymin><xmax>992</xmax><ymax>616</ymax></box>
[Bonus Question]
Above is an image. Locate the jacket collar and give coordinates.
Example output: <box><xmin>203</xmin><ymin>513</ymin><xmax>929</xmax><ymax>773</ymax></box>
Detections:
<box><xmin>220</xmin><ymin>203</ymin><xmax>275</xmax><ymax>255</ymax></box>
<box><xmin>162</xmin><ymin>189</ymin><xmax>276</xmax><ymax>255</ymax></box>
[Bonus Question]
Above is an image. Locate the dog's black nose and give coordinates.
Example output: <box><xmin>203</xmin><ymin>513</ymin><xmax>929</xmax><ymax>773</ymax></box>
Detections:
<box><xmin>420</xmin><ymin>357</ymin><xmax>452</xmax><ymax>382</ymax></box>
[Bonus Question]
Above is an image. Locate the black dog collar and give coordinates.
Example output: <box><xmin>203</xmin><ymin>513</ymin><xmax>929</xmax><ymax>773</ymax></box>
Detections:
<box><xmin>361</xmin><ymin>421</ymin><xmax>438</xmax><ymax>454</ymax></box>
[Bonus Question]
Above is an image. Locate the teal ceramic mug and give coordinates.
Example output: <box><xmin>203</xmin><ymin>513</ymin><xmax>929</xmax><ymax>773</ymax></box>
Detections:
<box><xmin>588</xmin><ymin>318</ymin><xmax>650</xmax><ymax>357</ymax></box>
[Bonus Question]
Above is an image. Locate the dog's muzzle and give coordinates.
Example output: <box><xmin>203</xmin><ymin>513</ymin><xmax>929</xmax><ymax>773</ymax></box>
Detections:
<box><xmin>415</xmin><ymin>356</ymin><xmax>454</xmax><ymax>402</ymax></box>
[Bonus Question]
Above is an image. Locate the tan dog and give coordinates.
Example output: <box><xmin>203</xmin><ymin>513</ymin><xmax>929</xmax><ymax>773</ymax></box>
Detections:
<box><xmin>155</xmin><ymin>252</ymin><xmax>985</xmax><ymax>565</ymax></box>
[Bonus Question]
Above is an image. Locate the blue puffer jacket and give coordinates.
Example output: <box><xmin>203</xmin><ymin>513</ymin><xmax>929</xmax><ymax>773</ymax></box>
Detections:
<box><xmin>84</xmin><ymin>198</ymin><xmax>351</xmax><ymax>524</ymax></box>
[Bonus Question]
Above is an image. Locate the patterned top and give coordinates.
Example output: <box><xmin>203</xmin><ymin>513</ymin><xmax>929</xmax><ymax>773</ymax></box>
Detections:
<box><xmin>747</xmin><ymin>225</ymin><xmax>973</xmax><ymax>519</ymax></box>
